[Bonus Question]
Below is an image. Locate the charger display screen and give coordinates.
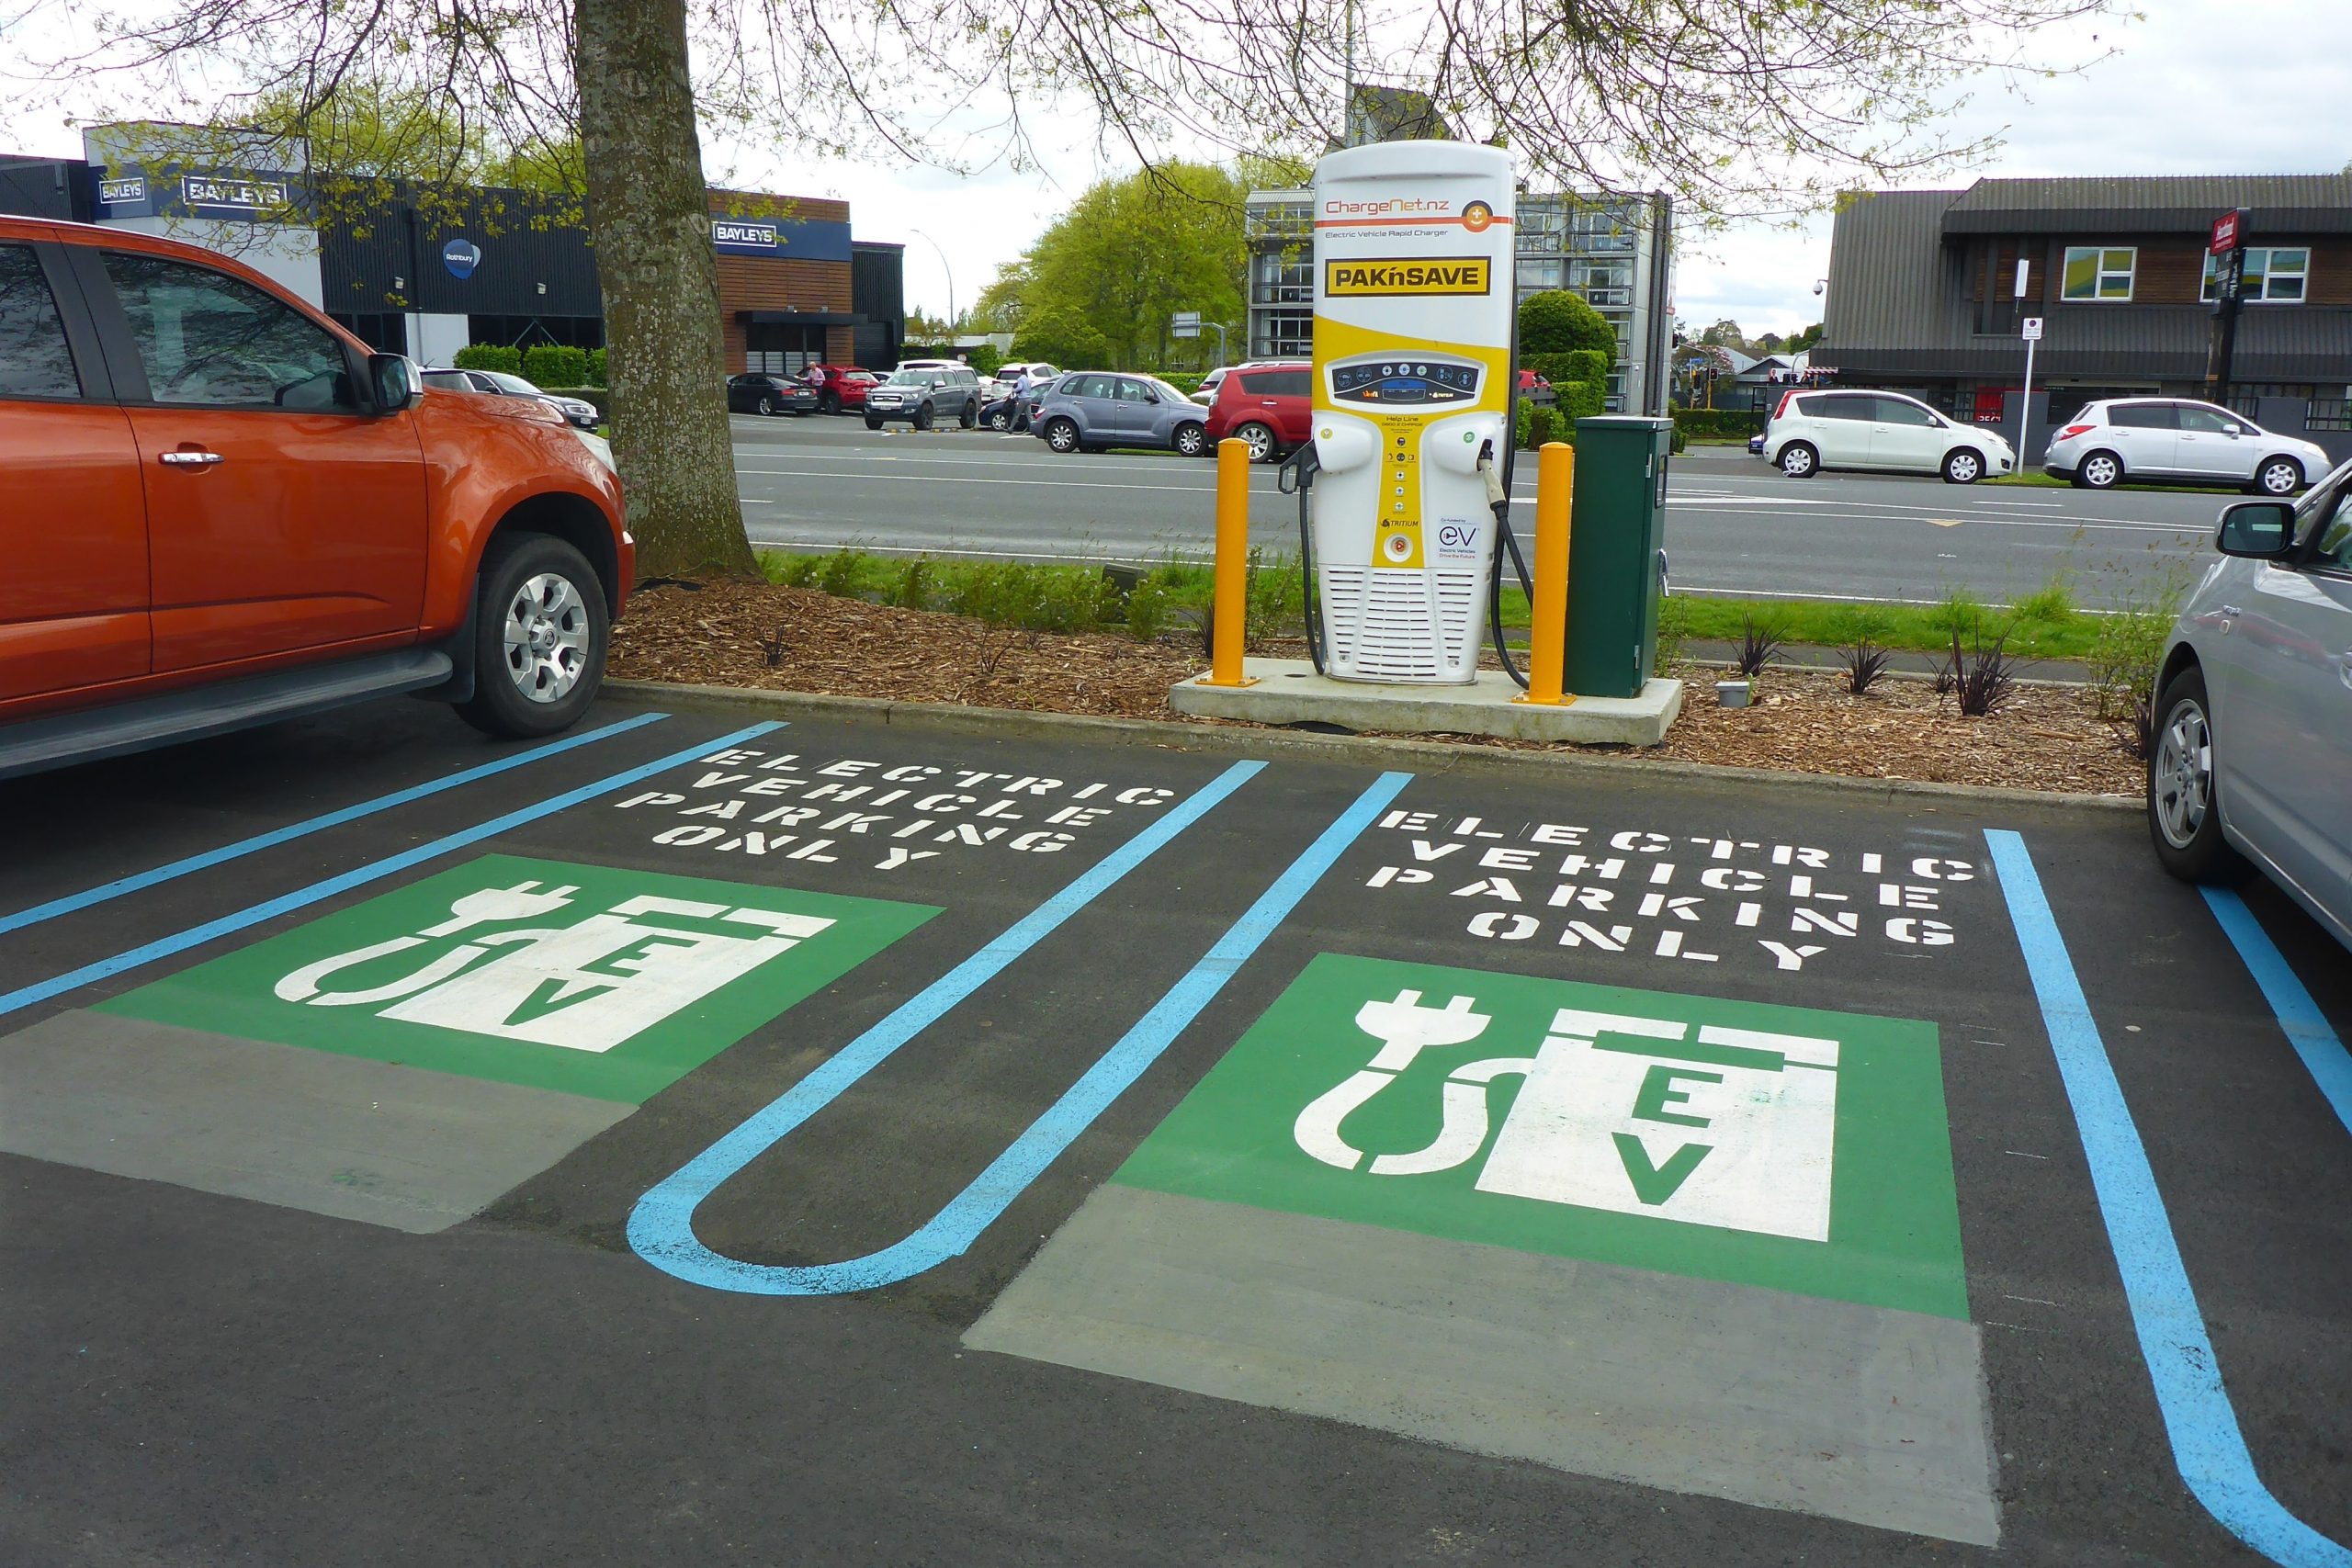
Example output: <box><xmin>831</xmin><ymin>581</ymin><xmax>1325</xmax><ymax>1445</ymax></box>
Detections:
<box><xmin>1330</xmin><ymin>359</ymin><xmax>1481</xmax><ymax>406</ymax></box>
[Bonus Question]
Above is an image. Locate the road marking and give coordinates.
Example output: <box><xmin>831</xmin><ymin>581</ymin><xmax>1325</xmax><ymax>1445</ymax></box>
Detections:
<box><xmin>2201</xmin><ymin>888</ymin><xmax>2352</xmax><ymax>1139</ymax></box>
<box><xmin>0</xmin><ymin>714</ymin><xmax>667</xmax><ymax>938</ymax></box>
<box><xmin>1985</xmin><ymin>829</ymin><xmax>2352</xmax><ymax>1568</ymax></box>
<box><xmin>0</xmin><ymin>720</ymin><xmax>785</xmax><ymax>1021</ymax></box>
<box><xmin>628</xmin><ymin>767</ymin><xmax>1412</xmax><ymax>1294</ymax></box>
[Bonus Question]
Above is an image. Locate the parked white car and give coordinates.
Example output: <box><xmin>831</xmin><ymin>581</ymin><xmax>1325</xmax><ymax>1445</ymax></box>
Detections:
<box><xmin>2043</xmin><ymin>399</ymin><xmax>2330</xmax><ymax>495</ymax></box>
<box><xmin>2148</xmin><ymin>458</ymin><xmax>2352</xmax><ymax>949</ymax></box>
<box><xmin>1760</xmin><ymin>389</ymin><xmax>2015</xmax><ymax>483</ymax></box>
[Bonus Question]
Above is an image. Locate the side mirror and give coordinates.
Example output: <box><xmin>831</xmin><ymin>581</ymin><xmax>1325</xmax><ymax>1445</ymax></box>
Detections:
<box><xmin>369</xmin><ymin>352</ymin><xmax>422</xmax><ymax>412</ymax></box>
<box><xmin>2216</xmin><ymin>500</ymin><xmax>2296</xmax><ymax>558</ymax></box>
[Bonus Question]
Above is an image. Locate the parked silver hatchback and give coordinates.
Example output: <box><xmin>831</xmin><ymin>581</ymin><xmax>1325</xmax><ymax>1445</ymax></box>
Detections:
<box><xmin>2150</xmin><ymin>457</ymin><xmax>2352</xmax><ymax>949</ymax></box>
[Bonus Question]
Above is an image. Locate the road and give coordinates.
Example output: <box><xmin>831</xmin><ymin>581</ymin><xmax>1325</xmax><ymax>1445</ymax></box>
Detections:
<box><xmin>4</xmin><ymin>695</ymin><xmax>2348</xmax><ymax>1564</ymax></box>
<box><xmin>730</xmin><ymin>413</ymin><xmax>2232</xmax><ymax>610</ymax></box>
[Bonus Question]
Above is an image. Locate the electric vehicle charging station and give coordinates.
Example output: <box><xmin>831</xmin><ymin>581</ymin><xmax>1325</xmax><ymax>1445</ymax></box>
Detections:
<box><xmin>1171</xmin><ymin>139</ymin><xmax>1682</xmax><ymax>745</ymax></box>
<box><xmin>1302</xmin><ymin>141</ymin><xmax>1516</xmax><ymax>685</ymax></box>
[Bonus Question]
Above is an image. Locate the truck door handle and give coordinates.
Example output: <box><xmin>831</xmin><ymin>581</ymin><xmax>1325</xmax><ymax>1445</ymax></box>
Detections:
<box><xmin>159</xmin><ymin>449</ymin><xmax>223</xmax><ymax>467</ymax></box>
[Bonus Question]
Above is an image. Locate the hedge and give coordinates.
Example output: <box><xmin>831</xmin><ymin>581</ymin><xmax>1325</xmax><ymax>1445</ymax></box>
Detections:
<box><xmin>452</xmin><ymin>344</ymin><xmax>521</xmax><ymax>374</ymax></box>
<box><xmin>522</xmin><ymin>344</ymin><xmax>591</xmax><ymax>390</ymax></box>
<box><xmin>585</xmin><ymin>347</ymin><xmax>607</xmax><ymax>387</ymax></box>
<box><xmin>1671</xmin><ymin>407</ymin><xmax>1766</xmax><ymax>439</ymax></box>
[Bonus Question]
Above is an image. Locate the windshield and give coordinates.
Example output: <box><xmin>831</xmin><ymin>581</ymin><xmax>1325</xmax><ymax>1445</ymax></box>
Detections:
<box><xmin>885</xmin><ymin>369</ymin><xmax>934</xmax><ymax>385</ymax></box>
<box><xmin>484</xmin><ymin>371</ymin><xmax>545</xmax><ymax>395</ymax></box>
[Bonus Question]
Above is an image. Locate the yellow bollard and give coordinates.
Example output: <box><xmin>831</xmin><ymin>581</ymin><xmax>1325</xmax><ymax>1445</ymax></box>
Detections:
<box><xmin>1200</xmin><ymin>437</ymin><xmax>1259</xmax><ymax>688</ymax></box>
<box><xmin>1516</xmin><ymin>441</ymin><xmax>1575</xmax><ymax>705</ymax></box>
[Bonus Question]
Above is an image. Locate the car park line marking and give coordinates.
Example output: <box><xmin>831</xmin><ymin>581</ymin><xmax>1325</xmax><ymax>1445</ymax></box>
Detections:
<box><xmin>1985</xmin><ymin>830</ymin><xmax>2352</xmax><ymax>1568</ymax></box>
<box><xmin>2201</xmin><ymin>888</ymin><xmax>2352</xmax><ymax>1140</ymax></box>
<box><xmin>0</xmin><ymin>715</ymin><xmax>670</xmax><ymax>939</ymax></box>
<box><xmin>630</xmin><ymin>767</ymin><xmax>1412</xmax><ymax>1296</ymax></box>
<box><xmin>0</xmin><ymin>721</ymin><xmax>784</xmax><ymax>1022</ymax></box>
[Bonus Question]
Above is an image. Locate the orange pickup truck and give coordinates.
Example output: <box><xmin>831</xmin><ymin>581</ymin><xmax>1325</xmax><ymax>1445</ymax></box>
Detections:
<box><xmin>0</xmin><ymin>215</ymin><xmax>633</xmax><ymax>779</ymax></box>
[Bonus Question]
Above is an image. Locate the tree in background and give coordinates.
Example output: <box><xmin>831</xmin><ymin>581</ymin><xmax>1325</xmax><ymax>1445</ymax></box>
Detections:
<box><xmin>985</xmin><ymin>163</ymin><xmax>1247</xmax><ymax>371</ymax></box>
<box><xmin>1697</xmin><ymin>319</ymin><xmax>1753</xmax><ymax>355</ymax></box>
<box><xmin>1787</xmin><ymin>322</ymin><xmax>1827</xmax><ymax>353</ymax></box>
<box><xmin>1519</xmin><ymin>290</ymin><xmax>1618</xmax><ymax>359</ymax></box>
<box><xmin>13</xmin><ymin>0</ymin><xmax>2124</xmax><ymax>577</ymax></box>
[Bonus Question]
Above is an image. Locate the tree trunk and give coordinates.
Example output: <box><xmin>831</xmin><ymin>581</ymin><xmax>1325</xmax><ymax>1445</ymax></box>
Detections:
<box><xmin>574</xmin><ymin>0</ymin><xmax>756</xmax><ymax>579</ymax></box>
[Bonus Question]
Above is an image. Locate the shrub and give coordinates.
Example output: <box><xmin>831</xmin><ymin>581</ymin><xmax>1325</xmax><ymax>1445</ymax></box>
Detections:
<box><xmin>1243</xmin><ymin>549</ymin><xmax>1305</xmax><ymax>649</ymax></box>
<box><xmin>1943</xmin><ymin>630</ymin><xmax>2019</xmax><ymax>717</ymax></box>
<box><xmin>816</xmin><ymin>547</ymin><xmax>865</xmax><ymax>597</ymax></box>
<box><xmin>1527</xmin><ymin>406</ymin><xmax>1556</xmax><ymax>446</ymax></box>
<box><xmin>1654</xmin><ymin>593</ymin><xmax>1691</xmax><ymax>668</ymax></box>
<box><xmin>888</xmin><ymin>557</ymin><xmax>936</xmax><ymax>611</ymax></box>
<box><xmin>967</xmin><ymin>344</ymin><xmax>1003</xmax><ymax>378</ymax></box>
<box><xmin>1841</xmin><ymin>640</ymin><xmax>1893</xmax><ymax>694</ymax></box>
<box><xmin>1556</xmin><ymin>379</ymin><xmax>1604</xmax><ymax>424</ymax></box>
<box><xmin>1564</xmin><ymin>348</ymin><xmax>1610</xmax><ymax>386</ymax></box>
<box><xmin>452</xmin><ymin>344</ymin><xmax>521</xmax><ymax>374</ymax></box>
<box><xmin>1125</xmin><ymin>580</ymin><xmax>1171</xmax><ymax>643</ymax></box>
<box><xmin>768</xmin><ymin>552</ymin><xmax>823</xmax><ymax>588</ymax></box>
<box><xmin>1518</xmin><ymin>289</ymin><xmax>1616</xmax><ymax>357</ymax></box>
<box><xmin>2087</xmin><ymin>595</ymin><xmax>2182</xmax><ymax>757</ymax></box>
<box><xmin>2010</xmin><ymin>570</ymin><xmax>2077</xmax><ymax>625</ymax></box>
<box><xmin>1670</xmin><ymin>408</ymin><xmax>1766</xmax><ymax>440</ymax></box>
<box><xmin>1514</xmin><ymin>398</ymin><xmax>1535</xmax><ymax>449</ymax></box>
<box><xmin>522</xmin><ymin>344</ymin><xmax>590</xmax><ymax>389</ymax></box>
<box><xmin>1929</xmin><ymin>585</ymin><xmax>1992</xmax><ymax>642</ymax></box>
<box><xmin>1731</xmin><ymin>611</ymin><xmax>1786</xmax><ymax>678</ymax></box>
<box><xmin>584</xmin><ymin>347</ymin><xmax>607</xmax><ymax>387</ymax></box>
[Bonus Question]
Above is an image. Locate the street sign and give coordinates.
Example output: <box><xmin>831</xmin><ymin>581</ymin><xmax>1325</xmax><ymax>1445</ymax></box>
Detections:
<box><xmin>2021</xmin><ymin>317</ymin><xmax>2043</xmax><ymax>341</ymax></box>
<box><xmin>1170</xmin><ymin>310</ymin><xmax>1202</xmax><ymax>338</ymax></box>
<box><xmin>2210</xmin><ymin>209</ymin><xmax>2243</xmax><ymax>254</ymax></box>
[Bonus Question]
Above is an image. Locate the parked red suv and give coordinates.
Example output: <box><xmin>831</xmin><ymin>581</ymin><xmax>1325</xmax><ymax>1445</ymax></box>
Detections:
<box><xmin>1202</xmin><ymin>362</ymin><xmax>1313</xmax><ymax>462</ymax></box>
<box><xmin>801</xmin><ymin>364</ymin><xmax>878</xmax><ymax>416</ymax></box>
<box><xmin>0</xmin><ymin>215</ymin><xmax>633</xmax><ymax>779</ymax></box>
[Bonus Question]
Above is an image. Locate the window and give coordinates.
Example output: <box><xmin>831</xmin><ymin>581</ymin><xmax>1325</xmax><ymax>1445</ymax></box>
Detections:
<box><xmin>2109</xmin><ymin>403</ymin><xmax>2177</xmax><ymax>429</ymax></box>
<box><xmin>2202</xmin><ymin>247</ymin><xmax>2310</xmax><ymax>303</ymax></box>
<box><xmin>1253</xmin><ymin>310</ymin><xmax>1311</xmax><ymax>359</ymax></box>
<box><xmin>1871</xmin><ymin>396</ymin><xmax>1939</xmax><ymax>426</ymax></box>
<box><xmin>2060</xmin><ymin>246</ymin><xmax>2136</xmax><ymax>301</ymax></box>
<box><xmin>2174</xmin><ymin>405</ymin><xmax>2245</xmax><ymax>435</ymax></box>
<box><xmin>0</xmin><ymin>244</ymin><xmax>82</xmax><ymax>400</ymax></box>
<box><xmin>1516</xmin><ymin>258</ymin><xmax>1562</xmax><ymax>290</ymax></box>
<box><xmin>2306</xmin><ymin>486</ymin><xmax>2352</xmax><ymax>570</ymax></box>
<box><xmin>1114</xmin><ymin>377</ymin><xmax>1154</xmax><ymax>402</ymax></box>
<box><xmin>1239</xmin><ymin>369</ymin><xmax>1308</xmax><ymax>397</ymax></box>
<box><xmin>1804</xmin><ymin>394</ymin><xmax>1873</xmax><ymax>421</ymax></box>
<box><xmin>102</xmin><ymin>252</ymin><xmax>356</xmax><ymax>410</ymax></box>
<box><xmin>1072</xmin><ymin>374</ymin><xmax>1117</xmax><ymax>400</ymax></box>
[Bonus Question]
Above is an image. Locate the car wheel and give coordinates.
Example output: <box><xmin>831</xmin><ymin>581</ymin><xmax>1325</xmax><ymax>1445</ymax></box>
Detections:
<box><xmin>2077</xmin><ymin>450</ymin><xmax>2122</xmax><ymax>490</ymax></box>
<box><xmin>756</xmin><ymin>394</ymin><xmax>776</xmax><ymax>416</ymax></box>
<box><xmin>2147</xmin><ymin>664</ymin><xmax>2251</xmax><ymax>885</ymax></box>
<box><xmin>1173</xmin><ymin>422</ymin><xmax>1207</xmax><ymax>457</ymax></box>
<box><xmin>818</xmin><ymin>391</ymin><xmax>841</xmax><ymax>416</ymax></box>
<box><xmin>1941</xmin><ymin>448</ymin><xmax>1983</xmax><ymax>484</ymax></box>
<box><xmin>1779</xmin><ymin>441</ymin><xmax>1818</xmax><ymax>478</ymax></box>
<box><xmin>456</xmin><ymin>532</ymin><xmax>607</xmax><ymax>739</ymax></box>
<box><xmin>959</xmin><ymin>399</ymin><xmax>978</xmax><ymax>429</ymax></box>
<box><xmin>1237</xmin><ymin>422</ymin><xmax>1277</xmax><ymax>463</ymax></box>
<box><xmin>913</xmin><ymin>402</ymin><xmax>934</xmax><ymax>432</ymax></box>
<box><xmin>1045</xmin><ymin>417</ymin><xmax>1080</xmax><ymax>454</ymax></box>
<box><xmin>2252</xmin><ymin>457</ymin><xmax>2303</xmax><ymax>496</ymax></box>
<box><xmin>864</xmin><ymin>415</ymin><xmax>883</xmax><ymax>430</ymax></box>
<box><xmin>987</xmin><ymin>407</ymin><xmax>1012</xmax><ymax>432</ymax></box>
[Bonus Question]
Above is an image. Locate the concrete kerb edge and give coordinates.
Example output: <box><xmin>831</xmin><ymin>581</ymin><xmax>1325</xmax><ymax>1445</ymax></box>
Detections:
<box><xmin>604</xmin><ymin>681</ymin><xmax>2139</xmax><ymax>815</ymax></box>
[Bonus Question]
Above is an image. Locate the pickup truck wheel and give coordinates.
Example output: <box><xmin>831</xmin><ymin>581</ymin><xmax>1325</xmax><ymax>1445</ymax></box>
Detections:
<box><xmin>913</xmin><ymin>403</ymin><xmax>935</xmax><ymax>432</ymax></box>
<box><xmin>864</xmin><ymin>415</ymin><xmax>883</xmax><ymax>431</ymax></box>
<box><xmin>457</xmin><ymin>534</ymin><xmax>607</xmax><ymax>739</ymax></box>
<box><xmin>959</xmin><ymin>400</ymin><xmax>978</xmax><ymax>429</ymax></box>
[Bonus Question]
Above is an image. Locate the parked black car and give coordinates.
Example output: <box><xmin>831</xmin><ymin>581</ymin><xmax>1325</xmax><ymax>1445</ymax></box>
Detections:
<box><xmin>728</xmin><ymin>373</ymin><xmax>819</xmax><ymax>416</ymax></box>
<box><xmin>981</xmin><ymin>392</ymin><xmax>1026</xmax><ymax>432</ymax></box>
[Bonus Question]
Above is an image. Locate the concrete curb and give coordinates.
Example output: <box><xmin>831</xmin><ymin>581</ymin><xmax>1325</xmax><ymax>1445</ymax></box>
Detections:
<box><xmin>605</xmin><ymin>680</ymin><xmax>2140</xmax><ymax>815</ymax></box>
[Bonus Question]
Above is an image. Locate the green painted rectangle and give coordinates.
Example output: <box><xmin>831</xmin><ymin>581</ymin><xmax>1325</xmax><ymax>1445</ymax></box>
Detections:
<box><xmin>1114</xmin><ymin>953</ymin><xmax>1969</xmax><ymax>1319</ymax></box>
<box><xmin>100</xmin><ymin>854</ymin><xmax>937</xmax><ymax>1105</ymax></box>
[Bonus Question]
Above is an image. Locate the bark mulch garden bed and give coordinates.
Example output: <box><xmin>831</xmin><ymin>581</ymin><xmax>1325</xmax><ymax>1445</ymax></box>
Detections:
<box><xmin>612</xmin><ymin>580</ymin><xmax>2144</xmax><ymax>797</ymax></box>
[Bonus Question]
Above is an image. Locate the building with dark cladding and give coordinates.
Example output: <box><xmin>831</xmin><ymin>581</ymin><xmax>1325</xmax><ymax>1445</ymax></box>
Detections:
<box><xmin>0</xmin><ymin>124</ymin><xmax>905</xmax><ymax>375</ymax></box>
<box><xmin>1816</xmin><ymin>175</ymin><xmax>2352</xmax><ymax>456</ymax></box>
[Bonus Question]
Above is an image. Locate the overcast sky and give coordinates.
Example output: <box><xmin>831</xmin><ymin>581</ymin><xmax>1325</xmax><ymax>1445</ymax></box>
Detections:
<box><xmin>6</xmin><ymin>0</ymin><xmax>2348</xmax><ymax>340</ymax></box>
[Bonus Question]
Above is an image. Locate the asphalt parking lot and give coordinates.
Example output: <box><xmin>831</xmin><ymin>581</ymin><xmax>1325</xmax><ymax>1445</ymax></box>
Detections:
<box><xmin>730</xmin><ymin>413</ymin><xmax>2227</xmax><ymax>609</ymax></box>
<box><xmin>4</xmin><ymin>695</ymin><xmax>2348</xmax><ymax>1566</ymax></box>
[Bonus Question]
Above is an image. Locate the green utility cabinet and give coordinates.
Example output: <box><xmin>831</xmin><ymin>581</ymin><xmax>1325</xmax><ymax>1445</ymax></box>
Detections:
<box><xmin>1562</xmin><ymin>415</ymin><xmax>1673</xmax><ymax>699</ymax></box>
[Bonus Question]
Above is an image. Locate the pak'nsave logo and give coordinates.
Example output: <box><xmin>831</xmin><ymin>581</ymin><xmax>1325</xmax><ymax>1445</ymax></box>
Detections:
<box><xmin>1326</xmin><ymin>257</ymin><xmax>1491</xmax><ymax>298</ymax></box>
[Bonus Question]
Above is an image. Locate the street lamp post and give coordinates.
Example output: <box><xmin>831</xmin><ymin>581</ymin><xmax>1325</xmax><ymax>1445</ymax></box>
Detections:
<box><xmin>909</xmin><ymin>228</ymin><xmax>956</xmax><ymax>335</ymax></box>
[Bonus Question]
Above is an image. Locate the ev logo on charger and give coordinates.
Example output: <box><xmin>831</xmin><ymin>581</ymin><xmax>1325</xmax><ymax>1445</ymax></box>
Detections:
<box><xmin>1435</xmin><ymin>520</ymin><xmax>1481</xmax><ymax>562</ymax></box>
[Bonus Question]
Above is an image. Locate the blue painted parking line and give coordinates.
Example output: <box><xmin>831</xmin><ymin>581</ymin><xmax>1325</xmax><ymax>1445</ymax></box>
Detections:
<box><xmin>2203</xmin><ymin>887</ymin><xmax>2352</xmax><ymax>1141</ymax></box>
<box><xmin>1986</xmin><ymin>830</ymin><xmax>2352</xmax><ymax>1568</ymax></box>
<box><xmin>0</xmin><ymin>713</ymin><xmax>669</xmax><ymax>939</ymax></box>
<box><xmin>630</xmin><ymin>767</ymin><xmax>1409</xmax><ymax>1295</ymax></box>
<box><xmin>0</xmin><ymin>721</ymin><xmax>785</xmax><ymax>1021</ymax></box>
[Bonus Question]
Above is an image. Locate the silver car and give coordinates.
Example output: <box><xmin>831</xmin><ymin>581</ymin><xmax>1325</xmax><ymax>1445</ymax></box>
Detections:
<box><xmin>1031</xmin><ymin>371</ymin><xmax>1211</xmax><ymax>457</ymax></box>
<box><xmin>2045</xmin><ymin>398</ymin><xmax>2331</xmax><ymax>495</ymax></box>
<box><xmin>2150</xmin><ymin>457</ymin><xmax>2352</xmax><ymax>948</ymax></box>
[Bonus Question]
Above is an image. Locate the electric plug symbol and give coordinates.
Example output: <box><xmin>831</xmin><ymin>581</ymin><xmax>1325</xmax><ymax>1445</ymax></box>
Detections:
<box><xmin>1354</xmin><ymin>988</ymin><xmax>1491</xmax><ymax>1071</ymax></box>
<box><xmin>421</xmin><ymin>880</ymin><xmax>582</xmax><ymax>938</ymax></box>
